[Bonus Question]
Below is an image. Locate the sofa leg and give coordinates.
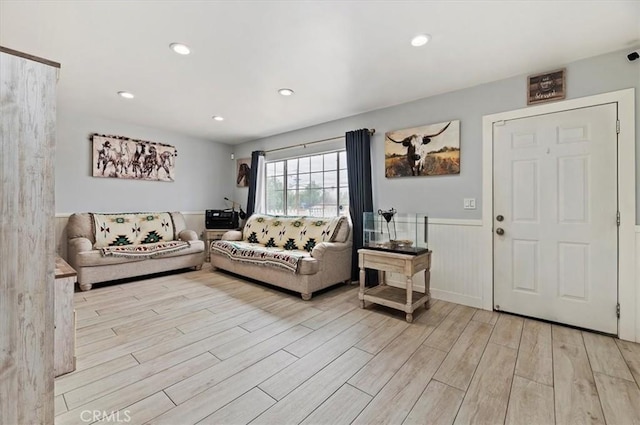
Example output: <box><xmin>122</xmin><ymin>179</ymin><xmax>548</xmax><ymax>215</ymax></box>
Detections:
<box><xmin>301</xmin><ymin>293</ymin><xmax>312</xmax><ymax>301</ymax></box>
<box><xmin>194</xmin><ymin>264</ymin><xmax>203</xmax><ymax>271</ymax></box>
<box><xmin>79</xmin><ymin>283</ymin><xmax>92</xmax><ymax>292</ymax></box>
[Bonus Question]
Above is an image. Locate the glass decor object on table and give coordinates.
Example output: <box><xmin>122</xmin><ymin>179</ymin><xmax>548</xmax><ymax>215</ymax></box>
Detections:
<box><xmin>363</xmin><ymin>210</ymin><xmax>429</xmax><ymax>255</ymax></box>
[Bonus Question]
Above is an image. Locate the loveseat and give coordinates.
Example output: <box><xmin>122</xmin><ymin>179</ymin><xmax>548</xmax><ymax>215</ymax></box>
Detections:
<box><xmin>210</xmin><ymin>214</ymin><xmax>352</xmax><ymax>300</ymax></box>
<box><xmin>67</xmin><ymin>212</ymin><xmax>205</xmax><ymax>291</ymax></box>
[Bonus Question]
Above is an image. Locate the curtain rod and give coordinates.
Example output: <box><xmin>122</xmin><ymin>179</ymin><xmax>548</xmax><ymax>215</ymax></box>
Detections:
<box><xmin>264</xmin><ymin>129</ymin><xmax>375</xmax><ymax>154</ymax></box>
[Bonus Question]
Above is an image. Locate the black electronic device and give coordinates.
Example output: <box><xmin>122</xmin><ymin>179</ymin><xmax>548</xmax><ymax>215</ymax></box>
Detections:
<box><xmin>224</xmin><ymin>197</ymin><xmax>247</xmax><ymax>219</ymax></box>
<box><xmin>205</xmin><ymin>209</ymin><xmax>239</xmax><ymax>229</ymax></box>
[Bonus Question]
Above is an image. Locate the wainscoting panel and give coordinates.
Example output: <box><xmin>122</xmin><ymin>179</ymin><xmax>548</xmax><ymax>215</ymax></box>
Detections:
<box><xmin>182</xmin><ymin>212</ymin><xmax>207</xmax><ymax>241</ymax></box>
<box><xmin>55</xmin><ymin>212</ymin><xmax>206</xmax><ymax>261</ymax></box>
<box><xmin>384</xmin><ymin>219</ymin><xmax>485</xmax><ymax>309</ymax></box>
<box><xmin>636</xmin><ymin>226</ymin><xmax>640</xmax><ymax>342</ymax></box>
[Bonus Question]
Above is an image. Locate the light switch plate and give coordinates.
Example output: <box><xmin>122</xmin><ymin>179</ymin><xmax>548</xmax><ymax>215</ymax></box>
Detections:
<box><xmin>464</xmin><ymin>198</ymin><xmax>476</xmax><ymax>209</ymax></box>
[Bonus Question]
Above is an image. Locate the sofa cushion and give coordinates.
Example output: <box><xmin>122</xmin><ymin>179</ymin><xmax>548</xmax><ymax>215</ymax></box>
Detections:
<box><xmin>243</xmin><ymin>214</ymin><xmax>346</xmax><ymax>252</ymax></box>
<box><xmin>76</xmin><ymin>250</ymin><xmax>146</xmax><ymax>267</ymax></box>
<box><xmin>154</xmin><ymin>240</ymin><xmax>205</xmax><ymax>259</ymax></box>
<box><xmin>92</xmin><ymin>212</ymin><xmax>176</xmax><ymax>248</ymax></box>
<box><xmin>67</xmin><ymin>213</ymin><xmax>96</xmax><ymax>244</ymax></box>
<box><xmin>77</xmin><ymin>240</ymin><xmax>204</xmax><ymax>267</ymax></box>
<box><xmin>67</xmin><ymin>212</ymin><xmax>188</xmax><ymax>245</ymax></box>
<box><xmin>210</xmin><ymin>240</ymin><xmax>319</xmax><ymax>274</ymax></box>
<box><xmin>100</xmin><ymin>240</ymin><xmax>191</xmax><ymax>259</ymax></box>
<box><xmin>332</xmin><ymin>216</ymin><xmax>351</xmax><ymax>243</ymax></box>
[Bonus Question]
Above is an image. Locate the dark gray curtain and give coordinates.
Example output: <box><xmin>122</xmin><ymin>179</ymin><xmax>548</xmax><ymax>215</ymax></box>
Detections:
<box><xmin>346</xmin><ymin>129</ymin><xmax>375</xmax><ymax>284</ymax></box>
<box><xmin>245</xmin><ymin>150</ymin><xmax>264</xmax><ymax>217</ymax></box>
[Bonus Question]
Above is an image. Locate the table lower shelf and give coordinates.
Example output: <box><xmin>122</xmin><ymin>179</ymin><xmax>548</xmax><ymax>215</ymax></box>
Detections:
<box><xmin>358</xmin><ymin>248</ymin><xmax>432</xmax><ymax>323</ymax></box>
<box><xmin>360</xmin><ymin>285</ymin><xmax>429</xmax><ymax>315</ymax></box>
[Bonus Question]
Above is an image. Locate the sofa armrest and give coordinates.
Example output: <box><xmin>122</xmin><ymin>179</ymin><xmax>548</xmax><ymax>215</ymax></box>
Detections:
<box><xmin>69</xmin><ymin>237</ymin><xmax>93</xmax><ymax>253</ymax></box>
<box><xmin>179</xmin><ymin>230</ymin><xmax>199</xmax><ymax>242</ymax></box>
<box><xmin>310</xmin><ymin>241</ymin><xmax>352</xmax><ymax>260</ymax></box>
<box><xmin>67</xmin><ymin>237</ymin><xmax>93</xmax><ymax>270</ymax></box>
<box><xmin>222</xmin><ymin>230</ymin><xmax>243</xmax><ymax>241</ymax></box>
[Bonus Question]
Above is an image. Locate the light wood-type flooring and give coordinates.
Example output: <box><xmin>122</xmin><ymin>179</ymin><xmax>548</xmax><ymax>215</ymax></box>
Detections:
<box><xmin>55</xmin><ymin>267</ymin><xmax>640</xmax><ymax>425</ymax></box>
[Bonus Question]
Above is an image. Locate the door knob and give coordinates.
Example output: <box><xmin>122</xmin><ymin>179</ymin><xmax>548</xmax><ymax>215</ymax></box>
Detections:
<box><xmin>496</xmin><ymin>228</ymin><xmax>505</xmax><ymax>235</ymax></box>
<box><xmin>496</xmin><ymin>215</ymin><xmax>504</xmax><ymax>222</ymax></box>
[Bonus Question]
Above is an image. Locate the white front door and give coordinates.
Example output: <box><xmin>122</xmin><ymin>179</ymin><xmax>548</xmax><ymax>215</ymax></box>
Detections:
<box><xmin>493</xmin><ymin>103</ymin><xmax>618</xmax><ymax>334</ymax></box>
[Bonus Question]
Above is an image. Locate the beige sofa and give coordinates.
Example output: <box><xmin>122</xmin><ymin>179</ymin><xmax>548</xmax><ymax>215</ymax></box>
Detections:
<box><xmin>210</xmin><ymin>214</ymin><xmax>352</xmax><ymax>300</ymax></box>
<box><xmin>67</xmin><ymin>212</ymin><xmax>205</xmax><ymax>291</ymax></box>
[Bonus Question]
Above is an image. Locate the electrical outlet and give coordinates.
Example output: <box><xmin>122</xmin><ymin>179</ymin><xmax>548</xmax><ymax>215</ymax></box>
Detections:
<box><xmin>463</xmin><ymin>198</ymin><xmax>476</xmax><ymax>209</ymax></box>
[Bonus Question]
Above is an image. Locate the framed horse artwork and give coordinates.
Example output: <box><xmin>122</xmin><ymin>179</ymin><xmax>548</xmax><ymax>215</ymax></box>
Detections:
<box><xmin>236</xmin><ymin>158</ymin><xmax>251</xmax><ymax>187</ymax></box>
<box><xmin>91</xmin><ymin>134</ymin><xmax>177</xmax><ymax>182</ymax></box>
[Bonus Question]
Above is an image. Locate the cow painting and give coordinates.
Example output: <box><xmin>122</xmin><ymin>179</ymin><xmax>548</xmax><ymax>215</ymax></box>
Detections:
<box><xmin>384</xmin><ymin>120</ymin><xmax>460</xmax><ymax>178</ymax></box>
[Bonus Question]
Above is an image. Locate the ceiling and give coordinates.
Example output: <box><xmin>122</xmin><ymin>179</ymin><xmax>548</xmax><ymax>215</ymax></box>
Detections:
<box><xmin>1</xmin><ymin>1</ymin><xmax>638</xmax><ymax>145</ymax></box>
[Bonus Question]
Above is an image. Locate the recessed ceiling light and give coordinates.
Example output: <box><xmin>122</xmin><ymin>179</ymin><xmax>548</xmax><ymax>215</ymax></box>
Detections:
<box><xmin>117</xmin><ymin>91</ymin><xmax>134</xmax><ymax>99</ymax></box>
<box><xmin>212</xmin><ymin>116</ymin><xmax>224</xmax><ymax>121</ymax></box>
<box><xmin>410</xmin><ymin>34</ymin><xmax>431</xmax><ymax>47</ymax></box>
<box><xmin>278</xmin><ymin>88</ymin><xmax>294</xmax><ymax>96</ymax></box>
<box><xmin>170</xmin><ymin>43</ymin><xmax>191</xmax><ymax>55</ymax></box>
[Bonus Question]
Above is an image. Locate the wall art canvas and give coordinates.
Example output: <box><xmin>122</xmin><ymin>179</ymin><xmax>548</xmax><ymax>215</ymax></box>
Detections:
<box><xmin>92</xmin><ymin>134</ymin><xmax>177</xmax><ymax>182</ymax></box>
<box><xmin>385</xmin><ymin>120</ymin><xmax>460</xmax><ymax>178</ymax></box>
<box><xmin>527</xmin><ymin>68</ymin><xmax>566</xmax><ymax>105</ymax></box>
<box><xmin>236</xmin><ymin>158</ymin><xmax>251</xmax><ymax>187</ymax></box>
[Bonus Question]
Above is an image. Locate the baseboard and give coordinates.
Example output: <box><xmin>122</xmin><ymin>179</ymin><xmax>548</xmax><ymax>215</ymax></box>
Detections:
<box><xmin>430</xmin><ymin>288</ymin><xmax>484</xmax><ymax>309</ymax></box>
<box><xmin>385</xmin><ymin>276</ymin><xmax>484</xmax><ymax>310</ymax></box>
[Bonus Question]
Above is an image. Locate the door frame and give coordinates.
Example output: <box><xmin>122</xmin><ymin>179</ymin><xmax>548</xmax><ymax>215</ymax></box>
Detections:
<box><xmin>481</xmin><ymin>88</ymin><xmax>636</xmax><ymax>340</ymax></box>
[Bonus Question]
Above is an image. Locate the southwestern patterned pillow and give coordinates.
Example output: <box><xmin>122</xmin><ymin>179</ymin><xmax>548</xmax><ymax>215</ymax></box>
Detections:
<box><xmin>92</xmin><ymin>212</ymin><xmax>176</xmax><ymax>248</ymax></box>
<box><xmin>243</xmin><ymin>214</ymin><xmax>345</xmax><ymax>252</ymax></box>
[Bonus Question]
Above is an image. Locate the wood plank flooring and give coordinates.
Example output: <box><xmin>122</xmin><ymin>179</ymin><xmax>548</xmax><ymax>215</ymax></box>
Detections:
<box><xmin>54</xmin><ymin>268</ymin><xmax>640</xmax><ymax>425</ymax></box>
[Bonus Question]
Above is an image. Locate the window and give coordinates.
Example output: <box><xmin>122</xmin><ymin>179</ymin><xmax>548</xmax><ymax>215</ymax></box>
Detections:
<box><xmin>265</xmin><ymin>151</ymin><xmax>349</xmax><ymax>217</ymax></box>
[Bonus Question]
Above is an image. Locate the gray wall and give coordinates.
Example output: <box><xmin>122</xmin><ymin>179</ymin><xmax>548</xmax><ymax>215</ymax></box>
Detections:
<box><xmin>232</xmin><ymin>48</ymin><xmax>640</xmax><ymax>222</ymax></box>
<box><xmin>56</xmin><ymin>109</ymin><xmax>234</xmax><ymax>214</ymax></box>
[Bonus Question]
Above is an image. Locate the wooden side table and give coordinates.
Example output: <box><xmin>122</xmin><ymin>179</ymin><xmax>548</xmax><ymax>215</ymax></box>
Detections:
<box><xmin>358</xmin><ymin>248</ymin><xmax>432</xmax><ymax>323</ymax></box>
<box><xmin>54</xmin><ymin>256</ymin><xmax>76</xmax><ymax>376</ymax></box>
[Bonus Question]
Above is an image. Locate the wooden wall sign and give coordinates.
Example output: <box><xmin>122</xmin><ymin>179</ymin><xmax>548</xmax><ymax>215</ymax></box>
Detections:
<box><xmin>527</xmin><ymin>68</ymin><xmax>566</xmax><ymax>105</ymax></box>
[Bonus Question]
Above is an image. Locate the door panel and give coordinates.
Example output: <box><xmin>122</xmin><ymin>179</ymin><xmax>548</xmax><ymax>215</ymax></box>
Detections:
<box><xmin>511</xmin><ymin>239</ymin><xmax>539</xmax><ymax>293</ymax></box>
<box><xmin>557</xmin><ymin>242</ymin><xmax>589</xmax><ymax>300</ymax></box>
<box><xmin>558</xmin><ymin>156</ymin><xmax>589</xmax><ymax>223</ymax></box>
<box><xmin>493</xmin><ymin>103</ymin><xmax>618</xmax><ymax>334</ymax></box>
<box><xmin>512</xmin><ymin>160</ymin><xmax>539</xmax><ymax>222</ymax></box>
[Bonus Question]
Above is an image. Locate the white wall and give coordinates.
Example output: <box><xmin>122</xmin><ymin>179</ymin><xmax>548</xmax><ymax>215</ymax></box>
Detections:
<box><xmin>232</xmin><ymin>48</ymin><xmax>640</xmax><ymax>222</ymax></box>
<box><xmin>56</xmin><ymin>108</ymin><xmax>235</xmax><ymax>214</ymax></box>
